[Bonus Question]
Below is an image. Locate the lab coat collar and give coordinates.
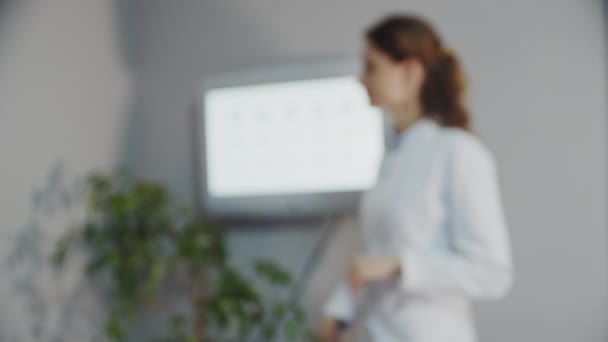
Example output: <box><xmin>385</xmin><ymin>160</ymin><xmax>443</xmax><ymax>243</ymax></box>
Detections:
<box><xmin>392</xmin><ymin>115</ymin><xmax>440</xmax><ymax>150</ymax></box>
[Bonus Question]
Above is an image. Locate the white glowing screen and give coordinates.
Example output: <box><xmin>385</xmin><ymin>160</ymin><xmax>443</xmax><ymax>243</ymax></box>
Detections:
<box><xmin>204</xmin><ymin>76</ymin><xmax>384</xmax><ymax>197</ymax></box>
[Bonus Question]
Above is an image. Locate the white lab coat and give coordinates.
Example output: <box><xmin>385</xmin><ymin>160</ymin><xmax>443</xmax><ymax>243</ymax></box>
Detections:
<box><xmin>324</xmin><ymin>116</ymin><xmax>513</xmax><ymax>342</ymax></box>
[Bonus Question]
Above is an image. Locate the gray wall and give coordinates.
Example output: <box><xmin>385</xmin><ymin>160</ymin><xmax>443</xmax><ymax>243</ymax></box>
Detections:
<box><xmin>0</xmin><ymin>0</ymin><xmax>132</xmax><ymax>340</ymax></box>
<box><xmin>125</xmin><ymin>1</ymin><xmax>608</xmax><ymax>341</ymax></box>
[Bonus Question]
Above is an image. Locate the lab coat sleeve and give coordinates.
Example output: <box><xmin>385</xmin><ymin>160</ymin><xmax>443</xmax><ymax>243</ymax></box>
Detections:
<box><xmin>400</xmin><ymin>135</ymin><xmax>514</xmax><ymax>299</ymax></box>
<box><xmin>323</xmin><ymin>282</ymin><xmax>357</xmax><ymax>322</ymax></box>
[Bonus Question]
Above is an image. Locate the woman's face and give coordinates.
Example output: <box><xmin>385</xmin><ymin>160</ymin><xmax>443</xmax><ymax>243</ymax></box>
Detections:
<box><xmin>360</xmin><ymin>40</ymin><xmax>422</xmax><ymax>111</ymax></box>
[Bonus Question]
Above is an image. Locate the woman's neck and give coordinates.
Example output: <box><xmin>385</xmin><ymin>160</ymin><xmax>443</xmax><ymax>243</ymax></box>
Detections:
<box><xmin>391</xmin><ymin>101</ymin><xmax>424</xmax><ymax>134</ymax></box>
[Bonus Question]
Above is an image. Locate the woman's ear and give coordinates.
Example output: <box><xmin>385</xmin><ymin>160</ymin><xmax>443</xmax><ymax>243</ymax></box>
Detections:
<box><xmin>402</xmin><ymin>58</ymin><xmax>426</xmax><ymax>90</ymax></box>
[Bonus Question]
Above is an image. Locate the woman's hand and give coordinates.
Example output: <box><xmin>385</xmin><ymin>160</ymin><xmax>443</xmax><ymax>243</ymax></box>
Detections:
<box><xmin>349</xmin><ymin>255</ymin><xmax>401</xmax><ymax>295</ymax></box>
<box><xmin>318</xmin><ymin>316</ymin><xmax>341</xmax><ymax>342</ymax></box>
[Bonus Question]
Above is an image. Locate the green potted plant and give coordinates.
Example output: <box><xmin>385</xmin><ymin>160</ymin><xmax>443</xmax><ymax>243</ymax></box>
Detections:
<box><xmin>53</xmin><ymin>169</ymin><xmax>315</xmax><ymax>342</ymax></box>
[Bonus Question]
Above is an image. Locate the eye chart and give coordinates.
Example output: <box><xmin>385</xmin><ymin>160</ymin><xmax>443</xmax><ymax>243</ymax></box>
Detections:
<box><xmin>204</xmin><ymin>76</ymin><xmax>384</xmax><ymax>197</ymax></box>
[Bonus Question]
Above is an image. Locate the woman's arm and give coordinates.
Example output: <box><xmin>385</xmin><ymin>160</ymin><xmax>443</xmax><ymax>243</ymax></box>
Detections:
<box><xmin>347</xmin><ymin>134</ymin><xmax>513</xmax><ymax>300</ymax></box>
<box><xmin>398</xmin><ymin>134</ymin><xmax>514</xmax><ymax>299</ymax></box>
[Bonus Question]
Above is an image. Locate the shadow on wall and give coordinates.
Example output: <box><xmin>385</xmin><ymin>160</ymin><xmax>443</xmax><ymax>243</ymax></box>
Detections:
<box><xmin>3</xmin><ymin>161</ymin><xmax>108</xmax><ymax>342</ymax></box>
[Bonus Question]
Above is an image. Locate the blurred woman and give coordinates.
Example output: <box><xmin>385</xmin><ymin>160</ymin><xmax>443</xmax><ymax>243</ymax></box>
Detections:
<box><xmin>319</xmin><ymin>14</ymin><xmax>513</xmax><ymax>342</ymax></box>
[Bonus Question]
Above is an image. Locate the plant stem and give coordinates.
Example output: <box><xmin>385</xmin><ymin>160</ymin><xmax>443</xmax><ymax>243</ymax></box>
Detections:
<box><xmin>189</xmin><ymin>266</ymin><xmax>205</xmax><ymax>342</ymax></box>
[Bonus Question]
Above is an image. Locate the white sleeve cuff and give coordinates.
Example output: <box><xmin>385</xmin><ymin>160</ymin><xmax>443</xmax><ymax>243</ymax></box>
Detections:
<box><xmin>323</xmin><ymin>283</ymin><xmax>356</xmax><ymax>322</ymax></box>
